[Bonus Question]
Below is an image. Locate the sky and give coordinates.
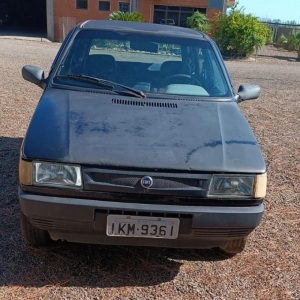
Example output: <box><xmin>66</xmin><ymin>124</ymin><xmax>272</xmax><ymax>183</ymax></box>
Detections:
<box><xmin>233</xmin><ymin>0</ymin><xmax>300</xmax><ymax>23</ymax></box>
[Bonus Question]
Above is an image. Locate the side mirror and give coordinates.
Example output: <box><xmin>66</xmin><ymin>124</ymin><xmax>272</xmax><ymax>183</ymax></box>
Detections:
<box><xmin>22</xmin><ymin>65</ymin><xmax>46</xmax><ymax>89</ymax></box>
<box><xmin>236</xmin><ymin>84</ymin><xmax>261</xmax><ymax>102</ymax></box>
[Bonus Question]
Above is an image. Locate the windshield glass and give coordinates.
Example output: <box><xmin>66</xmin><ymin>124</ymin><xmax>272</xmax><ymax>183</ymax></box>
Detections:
<box><xmin>54</xmin><ymin>29</ymin><xmax>231</xmax><ymax>98</ymax></box>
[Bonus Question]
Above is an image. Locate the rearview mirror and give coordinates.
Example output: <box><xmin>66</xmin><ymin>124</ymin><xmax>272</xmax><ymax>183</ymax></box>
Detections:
<box><xmin>237</xmin><ymin>84</ymin><xmax>261</xmax><ymax>102</ymax></box>
<box><xmin>130</xmin><ymin>41</ymin><xmax>158</xmax><ymax>53</ymax></box>
<box><xmin>22</xmin><ymin>65</ymin><xmax>46</xmax><ymax>89</ymax></box>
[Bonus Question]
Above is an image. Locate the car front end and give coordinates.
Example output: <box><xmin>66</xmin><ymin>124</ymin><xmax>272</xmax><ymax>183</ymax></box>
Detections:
<box><xmin>19</xmin><ymin>20</ymin><xmax>267</xmax><ymax>254</ymax></box>
<box><xmin>19</xmin><ymin>158</ymin><xmax>266</xmax><ymax>252</ymax></box>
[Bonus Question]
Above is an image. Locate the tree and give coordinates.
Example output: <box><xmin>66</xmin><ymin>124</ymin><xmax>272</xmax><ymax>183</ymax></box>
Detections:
<box><xmin>187</xmin><ymin>11</ymin><xmax>209</xmax><ymax>34</ymax></box>
<box><xmin>210</xmin><ymin>4</ymin><xmax>272</xmax><ymax>58</ymax></box>
<box><xmin>108</xmin><ymin>11</ymin><xmax>145</xmax><ymax>22</ymax></box>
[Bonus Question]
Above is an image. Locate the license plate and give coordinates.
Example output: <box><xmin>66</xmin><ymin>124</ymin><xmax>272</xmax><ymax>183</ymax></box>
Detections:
<box><xmin>107</xmin><ymin>215</ymin><xmax>180</xmax><ymax>239</ymax></box>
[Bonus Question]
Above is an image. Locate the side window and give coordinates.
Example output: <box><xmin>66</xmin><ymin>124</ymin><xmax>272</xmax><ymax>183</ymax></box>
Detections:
<box><xmin>50</xmin><ymin>27</ymin><xmax>76</xmax><ymax>73</ymax></box>
<box><xmin>200</xmin><ymin>49</ymin><xmax>228</xmax><ymax>95</ymax></box>
<box><xmin>58</xmin><ymin>38</ymin><xmax>91</xmax><ymax>75</ymax></box>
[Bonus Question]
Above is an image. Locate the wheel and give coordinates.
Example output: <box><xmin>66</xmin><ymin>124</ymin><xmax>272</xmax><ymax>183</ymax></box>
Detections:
<box><xmin>21</xmin><ymin>212</ymin><xmax>52</xmax><ymax>247</ymax></box>
<box><xmin>220</xmin><ymin>238</ymin><xmax>247</xmax><ymax>255</ymax></box>
<box><xmin>165</xmin><ymin>74</ymin><xmax>201</xmax><ymax>86</ymax></box>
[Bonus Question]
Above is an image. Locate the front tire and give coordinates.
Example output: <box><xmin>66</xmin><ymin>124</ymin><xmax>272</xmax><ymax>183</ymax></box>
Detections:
<box><xmin>21</xmin><ymin>212</ymin><xmax>51</xmax><ymax>247</ymax></box>
<box><xmin>220</xmin><ymin>238</ymin><xmax>247</xmax><ymax>255</ymax></box>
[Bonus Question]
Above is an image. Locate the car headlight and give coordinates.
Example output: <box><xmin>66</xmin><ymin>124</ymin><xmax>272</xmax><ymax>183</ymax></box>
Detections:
<box><xmin>208</xmin><ymin>174</ymin><xmax>267</xmax><ymax>198</ymax></box>
<box><xmin>32</xmin><ymin>161</ymin><xmax>82</xmax><ymax>189</ymax></box>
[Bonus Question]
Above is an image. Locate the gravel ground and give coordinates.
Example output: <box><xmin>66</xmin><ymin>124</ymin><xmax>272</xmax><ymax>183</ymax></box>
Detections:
<box><xmin>0</xmin><ymin>39</ymin><xmax>299</xmax><ymax>300</ymax></box>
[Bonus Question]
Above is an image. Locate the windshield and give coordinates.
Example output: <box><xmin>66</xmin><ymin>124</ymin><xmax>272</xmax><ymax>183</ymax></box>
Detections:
<box><xmin>54</xmin><ymin>29</ymin><xmax>231</xmax><ymax>98</ymax></box>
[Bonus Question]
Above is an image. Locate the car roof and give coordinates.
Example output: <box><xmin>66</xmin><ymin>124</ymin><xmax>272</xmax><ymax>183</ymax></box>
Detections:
<box><xmin>79</xmin><ymin>20</ymin><xmax>207</xmax><ymax>40</ymax></box>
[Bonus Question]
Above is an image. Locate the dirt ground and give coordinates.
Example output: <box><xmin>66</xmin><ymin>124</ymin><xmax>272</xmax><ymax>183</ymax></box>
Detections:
<box><xmin>0</xmin><ymin>39</ymin><xmax>299</xmax><ymax>300</ymax></box>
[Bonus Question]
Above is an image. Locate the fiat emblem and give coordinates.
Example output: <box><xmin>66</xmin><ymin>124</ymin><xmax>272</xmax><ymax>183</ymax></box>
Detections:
<box><xmin>141</xmin><ymin>176</ymin><xmax>153</xmax><ymax>189</ymax></box>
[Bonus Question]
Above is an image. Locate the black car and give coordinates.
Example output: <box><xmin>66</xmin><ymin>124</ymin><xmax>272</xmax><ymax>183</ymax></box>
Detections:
<box><xmin>19</xmin><ymin>20</ymin><xmax>267</xmax><ymax>255</ymax></box>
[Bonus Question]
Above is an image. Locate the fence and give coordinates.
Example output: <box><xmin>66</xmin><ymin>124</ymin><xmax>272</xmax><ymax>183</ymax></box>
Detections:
<box><xmin>58</xmin><ymin>17</ymin><xmax>76</xmax><ymax>42</ymax></box>
<box><xmin>262</xmin><ymin>22</ymin><xmax>300</xmax><ymax>43</ymax></box>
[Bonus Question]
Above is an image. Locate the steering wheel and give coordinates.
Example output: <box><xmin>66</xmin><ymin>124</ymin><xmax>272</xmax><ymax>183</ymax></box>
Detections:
<box><xmin>164</xmin><ymin>74</ymin><xmax>201</xmax><ymax>86</ymax></box>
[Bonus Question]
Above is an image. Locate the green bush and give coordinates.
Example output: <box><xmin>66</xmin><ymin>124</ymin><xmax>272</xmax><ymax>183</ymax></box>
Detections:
<box><xmin>210</xmin><ymin>4</ymin><xmax>272</xmax><ymax>58</ymax></box>
<box><xmin>187</xmin><ymin>11</ymin><xmax>209</xmax><ymax>34</ymax></box>
<box><xmin>278</xmin><ymin>31</ymin><xmax>300</xmax><ymax>51</ymax></box>
<box><xmin>108</xmin><ymin>11</ymin><xmax>145</xmax><ymax>22</ymax></box>
<box><xmin>277</xmin><ymin>25</ymin><xmax>300</xmax><ymax>61</ymax></box>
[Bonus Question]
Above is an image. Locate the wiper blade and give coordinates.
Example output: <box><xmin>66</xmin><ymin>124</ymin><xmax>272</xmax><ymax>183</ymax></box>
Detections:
<box><xmin>56</xmin><ymin>74</ymin><xmax>146</xmax><ymax>98</ymax></box>
<box><xmin>109</xmin><ymin>81</ymin><xmax>146</xmax><ymax>98</ymax></box>
<box><xmin>56</xmin><ymin>74</ymin><xmax>114</xmax><ymax>90</ymax></box>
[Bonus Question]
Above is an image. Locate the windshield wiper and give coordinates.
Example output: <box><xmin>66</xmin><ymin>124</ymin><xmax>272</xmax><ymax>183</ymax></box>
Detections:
<box><xmin>56</xmin><ymin>74</ymin><xmax>146</xmax><ymax>98</ymax></box>
<box><xmin>109</xmin><ymin>81</ymin><xmax>146</xmax><ymax>98</ymax></box>
<box><xmin>56</xmin><ymin>74</ymin><xmax>114</xmax><ymax>90</ymax></box>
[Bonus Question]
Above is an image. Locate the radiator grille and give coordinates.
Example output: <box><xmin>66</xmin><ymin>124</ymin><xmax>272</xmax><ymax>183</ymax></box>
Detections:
<box><xmin>31</xmin><ymin>218</ymin><xmax>92</xmax><ymax>232</ymax></box>
<box><xmin>95</xmin><ymin>209</ymin><xmax>193</xmax><ymax>219</ymax></box>
<box><xmin>91</xmin><ymin>173</ymin><xmax>202</xmax><ymax>189</ymax></box>
<box><xmin>192</xmin><ymin>228</ymin><xmax>253</xmax><ymax>238</ymax></box>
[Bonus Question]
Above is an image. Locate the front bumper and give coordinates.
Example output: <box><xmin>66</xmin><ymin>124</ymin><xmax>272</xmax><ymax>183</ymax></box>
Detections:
<box><xmin>19</xmin><ymin>189</ymin><xmax>264</xmax><ymax>249</ymax></box>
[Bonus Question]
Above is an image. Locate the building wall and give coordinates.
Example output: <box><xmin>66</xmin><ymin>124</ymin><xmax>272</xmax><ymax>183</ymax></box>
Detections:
<box><xmin>51</xmin><ymin>0</ymin><xmax>224</xmax><ymax>42</ymax></box>
<box><xmin>206</xmin><ymin>8</ymin><xmax>222</xmax><ymax>19</ymax></box>
<box><xmin>53</xmin><ymin>0</ymin><xmax>119</xmax><ymax>41</ymax></box>
<box><xmin>139</xmin><ymin>0</ymin><xmax>209</xmax><ymax>25</ymax></box>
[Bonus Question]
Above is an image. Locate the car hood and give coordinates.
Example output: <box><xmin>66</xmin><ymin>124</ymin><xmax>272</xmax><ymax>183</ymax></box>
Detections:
<box><xmin>23</xmin><ymin>88</ymin><xmax>266</xmax><ymax>173</ymax></box>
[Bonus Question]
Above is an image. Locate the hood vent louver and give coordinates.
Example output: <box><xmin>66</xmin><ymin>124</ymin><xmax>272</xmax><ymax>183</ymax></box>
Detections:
<box><xmin>111</xmin><ymin>98</ymin><xmax>177</xmax><ymax>108</ymax></box>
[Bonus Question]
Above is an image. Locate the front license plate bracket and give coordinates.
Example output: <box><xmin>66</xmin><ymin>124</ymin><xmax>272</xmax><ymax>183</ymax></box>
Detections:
<box><xmin>106</xmin><ymin>215</ymin><xmax>180</xmax><ymax>239</ymax></box>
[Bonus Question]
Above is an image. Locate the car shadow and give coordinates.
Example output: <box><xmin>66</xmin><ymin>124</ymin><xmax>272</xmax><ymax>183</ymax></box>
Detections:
<box><xmin>0</xmin><ymin>136</ymin><xmax>230</xmax><ymax>289</ymax></box>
